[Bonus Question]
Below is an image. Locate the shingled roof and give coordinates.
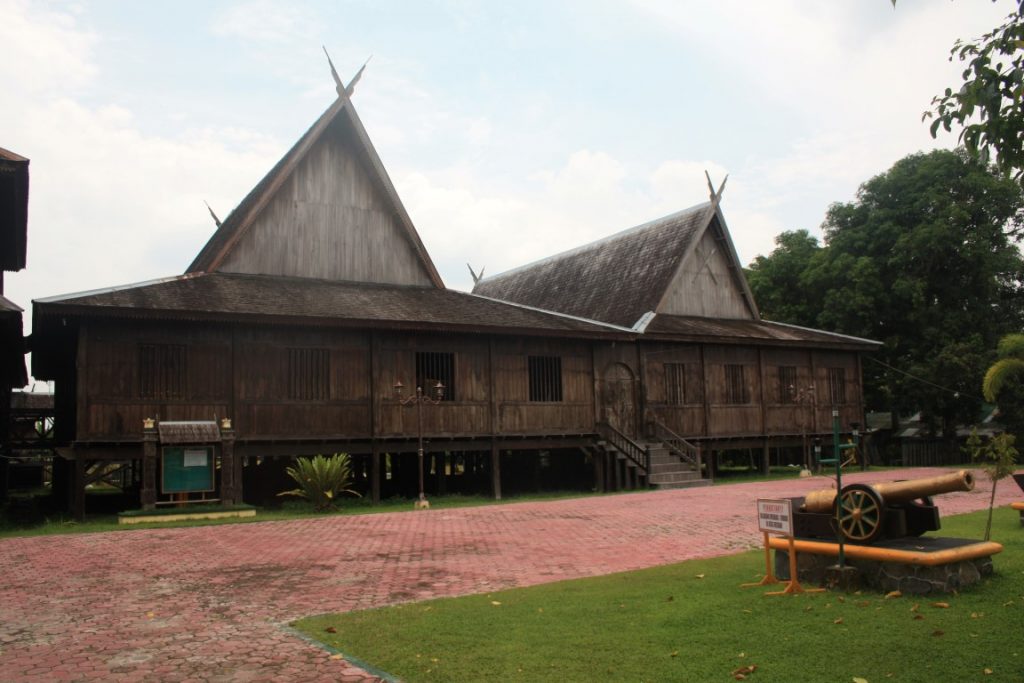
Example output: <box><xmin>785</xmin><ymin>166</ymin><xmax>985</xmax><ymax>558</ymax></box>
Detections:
<box><xmin>34</xmin><ymin>272</ymin><xmax>628</xmax><ymax>338</ymax></box>
<box><xmin>473</xmin><ymin>203</ymin><xmax>714</xmax><ymax>328</ymax></box>
<box><xmin>644</xmin><ymin>315</ymin><xmax>880</xmax><ymax>350</ymax></box>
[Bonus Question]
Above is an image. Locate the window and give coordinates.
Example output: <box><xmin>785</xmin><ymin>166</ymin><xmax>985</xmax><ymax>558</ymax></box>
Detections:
<box><xmin>665</xmin><ymin>363</ymin><xmax>686</xmax><ymax>405</ymax></box>
<box><xmin>288</xmin><ymin>348</ymin><xmax>329</xmax><ymax>400</ymax></box>
<box><xmin>139</xmin><ymin>344</ymin><xmax>186</xmax><ymax>399</ymax></box>
<box><xmin>724</xmin><ymin>364</ymin><xmax>749</xmax><ymax>404</ymax></box>
<box><xmin>528</xmin><ymin>356</ymin><xmax>563</xmax><ymax>402</ymax></box>
<box><xmin>827</xmin><ymin>367</ymin><xmax>846</xmax><ymax>405</ymax></box>
<box><xmin>665</xmin><ymin>363</ymin><xmax>703</xmax><ymax>405</ymax></box>
<box><xmin>778</xmin><ymin>366</ymin><xmax>797</xmax><ymax>404</ymax></box>
<box><xmin>416</xmin><ymin>351</ymin><xmax>455</xmax><ymax>401</ymax></box>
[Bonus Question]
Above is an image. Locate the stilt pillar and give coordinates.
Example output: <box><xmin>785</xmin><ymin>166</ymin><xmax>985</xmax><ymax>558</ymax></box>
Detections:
<box><xmin>371</xmin><ymin>444</ymin><xmax>381</xmax><ymax>504</ymax></box>
<box><xmin>141</xmin><ymin>420</ymin><xmax>158</xmax><ymax>510</ymax></box>
<box><xmin>490</xmin><ymin>442</ymin><xmax>502</xmax><ymax>500</ymax></box>
<box><xmin>220</xmin><ymin>422</ymin><xmax>237</xmax><ymax>506</ymax></box>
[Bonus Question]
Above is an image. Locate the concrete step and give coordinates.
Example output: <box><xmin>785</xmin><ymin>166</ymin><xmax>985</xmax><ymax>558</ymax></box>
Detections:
<box><xmin>651</xmin><ymin>478</ymin><xmax>714</xmax><ymax>491</ymax></box>
<box><xmin>649</xmin><ymin>470</ymin><xmax>705</xmax><ymax>484</ymax></box>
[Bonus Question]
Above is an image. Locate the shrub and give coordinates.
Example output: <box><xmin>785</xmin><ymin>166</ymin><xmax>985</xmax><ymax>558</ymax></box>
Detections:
<box><xmin>278</xmin><ymin>453</ymin><xmax>361</xmax><ymax>511</ymax></box>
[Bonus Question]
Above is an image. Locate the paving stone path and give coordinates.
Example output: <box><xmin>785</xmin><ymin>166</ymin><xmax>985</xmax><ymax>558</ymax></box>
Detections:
<box><xmin>1</xmin><ymin>467</ymin><xmax>1020</xmax><ymax>682</ymax></box>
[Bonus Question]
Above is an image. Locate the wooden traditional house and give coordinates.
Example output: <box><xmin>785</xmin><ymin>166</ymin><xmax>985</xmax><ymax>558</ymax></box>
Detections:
<box><xmin>1</xmin><ymin>147</ymin><xmax>30</xmax><ymax>501</ymax></box>
<box><xmin>31</xmin><ymin>79</ymin><xmax>878</xmax><ymax>519</ymax></box>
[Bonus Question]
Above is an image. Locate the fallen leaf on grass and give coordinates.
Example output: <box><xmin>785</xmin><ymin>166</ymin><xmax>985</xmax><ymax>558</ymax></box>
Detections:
<box><xmin>330</xmin><ymin>654</ymin><xmax>343</xmax><ymax>660</ymax></box>
<box><xmin>804</xmin><ymin>606</ymin><xmax>814</xmax><ymax>612</ymax></box>
<box><xmin>669</xmin><ymin>651</ymin><xmax>678</xmax><ymax>658</ymax></box>
<box><xmin>666</xmin><ymin>595</ymin><xmax>674</xmax><ymax>602</ymax></box>
<box><xmin>932</xmin><ymin>630</ymin><xmax>944</xmax><ymax>637</ymax></box>
<box><xmin>695</xmin><ymin>574</ymin><xmax>706</xmax><ymax>579</ymax></box>
<box><xmin>1003</xmin><ymin>600</ymin><xmax>1015</xmax><ymax>607</ymax></box>
<box><xmin>853</xmin><ymin>677</ymin><xmax>868</xmax><ymax>683</ymax></box>
<box><xmin>857</xmin><ymin>601</ymin><xmax>871</xmax><ymax>608</ymax></box>
<box><xmin>491</xmin><ymin>601</ymin><xmax>501</xmax><ymax>606</ymax></box>
<box><xmin>971</xmin><ymin>612</ymin><xmax>983</xmax><ymax>619</ymax></box>
<box><xmin>913</xmin><ymin>615</ymin><xmax>925</xmax><ymax>621</ymax></box>
<box><xmin>931</xmin><ymin>602</ymin><xmax>950</xmax><ymax>609</ymax></box>
<box><xmin>983</xmin><ymin>668</ymin><xmax>993</xmax><ymax>675</ymax></box>
<box><xmin>837</xmin><ymin>596</ymin><xmax>845</xmax><ymax>603</ymax></box>
<box><xmin>833</xmin><ymin>617</ymin><xmax>844</xmax><ymax>624</ymax></box>
<box><xmin>732</xmin><ymin>664</ymin><xmax>757</xmax><ymax>679</ymax></box>
<box><xmin>324</xmin><ymin>626</ymin><xmax>337</xmax><ymax>634</ymax></box>
<box><xmin>910</xmin><ymin>603</ymin><xmax>919</xmax><ymax>613</ymax></box>
<box><xmin>885</xmin><ymin>590</ymin><xmax>902</xmax><ymax>599</ymax></box>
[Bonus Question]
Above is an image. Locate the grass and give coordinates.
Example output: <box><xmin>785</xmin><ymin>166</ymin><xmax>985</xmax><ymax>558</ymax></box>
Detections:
<box><xmin>0</xmin><ymin>490</ymin><xmax>598</xmax><ymax>539</ymax></box>
<box><xmin>295</xmin><ymin>508</ymin><xmax>1024</xmax><ymax>683</ymax></box>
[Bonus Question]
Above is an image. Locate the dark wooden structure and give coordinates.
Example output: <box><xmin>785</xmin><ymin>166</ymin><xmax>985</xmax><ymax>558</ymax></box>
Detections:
<box><xmin>1</xmin><ymin>147</ymin><xmax>30</xmax><ymax>501</ymax></box>
<box><xmin>31</xmin><ymin>79</ymin><xmax>879</xmax><ymax>518</ymax></box>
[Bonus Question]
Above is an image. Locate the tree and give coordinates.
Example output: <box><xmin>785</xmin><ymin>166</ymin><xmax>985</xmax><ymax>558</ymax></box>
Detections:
<box><xmin>924</xmin><ymin>2</ymin><xmax>1024</xmax><ymax>187</ymax></box>
<box><xmin>751</xmin><ymin>150</ymin><xmax>1024</xmax><ymax>434</ymax></box>
<box><xmin>983</xmin><ymin>333</ymin><xmax>1024</xmax><ymax>439</ymax></box>
<box><xmin>746</xmin><ymin>230</ymin><xmax>823</xmax><ymax>329</ymax></box>
<box><xmin>965</xmin><ymin>429</ymin><xmax>1019</xmax><ymax>541</ymax></box>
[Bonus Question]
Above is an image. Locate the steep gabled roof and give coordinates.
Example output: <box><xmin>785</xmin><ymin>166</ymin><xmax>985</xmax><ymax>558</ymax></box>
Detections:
<box><xmin>473</xmin><ymin>203</ymin><xmax>713</xmax><ymax>328</ymax></box>
<box><xmin>34</xmin><ymin>272</ymin><xmax>629</xmax><ymax>339</ymax></box>
<box><xmin>187</xmin><ymin>92</ymin><xmax>444</xmax><ymax>288</ymax></box>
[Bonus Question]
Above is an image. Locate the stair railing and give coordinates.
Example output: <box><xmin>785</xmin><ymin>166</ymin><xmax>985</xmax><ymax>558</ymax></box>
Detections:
<box><xmin>651</xmin><ymin>419</ymin><xmax>704</xmax><ymax>476</ymax></box>
<box><xmin>596</xmin><ymin>421</ymin><xmax>650</xmax><ymax>484</ymax></box>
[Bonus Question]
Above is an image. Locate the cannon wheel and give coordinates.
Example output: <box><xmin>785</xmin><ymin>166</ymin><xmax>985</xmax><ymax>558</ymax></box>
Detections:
<box><xmin>835</xmin><ymin>484</ymin><xmax>885</xmax><ymax>543</ymax></box>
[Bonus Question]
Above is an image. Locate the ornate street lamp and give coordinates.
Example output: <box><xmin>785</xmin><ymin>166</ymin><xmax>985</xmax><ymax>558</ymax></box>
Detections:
<box><xmin>394</xmin><ymin>379</ymin><xmax>445</xmax><ymax>507</ymax></box>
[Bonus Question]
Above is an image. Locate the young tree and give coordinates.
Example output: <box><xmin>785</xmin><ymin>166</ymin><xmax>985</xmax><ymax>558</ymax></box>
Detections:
<box><xmin>965</xmin><ymin>430</ymin><xmax>1019</xmax><ymax>541</ymax></box>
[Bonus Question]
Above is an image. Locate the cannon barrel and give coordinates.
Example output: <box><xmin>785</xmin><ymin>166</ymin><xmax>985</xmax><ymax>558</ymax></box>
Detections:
<box><xmin>801</xmin><ymin>469</ymin><xmax>975</xmax><ymax>513</ymax></box>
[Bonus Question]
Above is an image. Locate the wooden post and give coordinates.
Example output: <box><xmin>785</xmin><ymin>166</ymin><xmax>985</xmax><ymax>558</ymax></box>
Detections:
<box><xmin>142</xmin><ymin>425</ymin><xmax>158</xmax><ymax>510</ymax></box>
<box><xmin>73</xmin><ymin>456</ymin><xmax>86</xmax><ymax>522</ymax></box>
<box><xmin>370</xmin><ymin>443</ymin><xmax>381</xmax><ymax>504</ymax></box>
<box><xmin>762</xmin><ymin>438</ymin><xmax>770</xmax><ymax>476</ymax></box>
<box><xmin>220</xmin><ymin>425</ymin><xmax>236</xmax><ymax>506</ymax></box>
<box><xmin>490</xmin><ymin>441</ymin><xmax>502</xmax><ymax>500</ymax></box>
<box><xmin>436</xmin><ymin>453</ymin><xmax>447</xmax><ymax>495</ymax></box>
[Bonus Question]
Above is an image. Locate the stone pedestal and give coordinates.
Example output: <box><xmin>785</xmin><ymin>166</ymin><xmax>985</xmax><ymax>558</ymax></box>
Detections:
<box><xmin>776</xmin><ymin>549</ymin><xmax>994</xmax><ymax>595</ymax></box>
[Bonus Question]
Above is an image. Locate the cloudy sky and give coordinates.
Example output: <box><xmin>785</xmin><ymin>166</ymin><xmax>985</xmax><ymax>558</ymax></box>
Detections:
<box><xmin>2</xmin><ymin>0</ymin><xmax>1015</xmax><ymax>319</ymax></box>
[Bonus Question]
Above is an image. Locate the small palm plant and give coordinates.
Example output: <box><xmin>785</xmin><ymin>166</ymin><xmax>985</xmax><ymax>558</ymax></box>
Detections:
<box><xmin>983</xmin><ymin>333</ymin><xmax>1024</xmax><ymax>406</ymax></box>
<box><xmin>278</xmin><ymin>453</ymin><xmax>361</xmax><ymax>511</ymax></box>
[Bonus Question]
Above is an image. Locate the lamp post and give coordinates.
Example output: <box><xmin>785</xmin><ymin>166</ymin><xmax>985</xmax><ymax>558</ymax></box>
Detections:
<box><xmin>394</xmin><ymin>379</ymin><xmax>444</xmax><ymax>507</ymax></box>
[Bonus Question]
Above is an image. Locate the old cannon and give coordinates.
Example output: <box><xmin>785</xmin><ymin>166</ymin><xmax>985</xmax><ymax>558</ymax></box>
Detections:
<box><xmin>794</xmin><ymin>470</ymin><xmax>975</xmax><ymax>544</ymax></box>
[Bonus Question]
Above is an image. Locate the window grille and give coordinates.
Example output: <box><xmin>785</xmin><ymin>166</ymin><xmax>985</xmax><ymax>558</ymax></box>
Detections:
<box><xmin>528</xmin><ymin>356</ymin><xmax>563</xmax><ymax>402</ymax></box>
<box><xmin>828</xmin><ymin>367</ymin><xmax>846</xmax><ymax>405</ymax></box>
<box><xmin>724</xmin><ymin>364</ymin><xmax>749</xmax><ymax>404</ymax></box>
<box><xmin>665</xmin><ymin>363</ymin><xmax>686</xmax><ymax>405</ymax></box>
<box><xmin>778</xmin><ymin>366</ymin><xmax>797</xmax><ymax>404</ymax></box>
<box><xmin>139</xmin><ymin>344</ymin><xmax>186</xmax><ymax>399</ymax></box>
<box><xmin>288</xmin><ymin>348</ymin><xmax>329</xmax><ymax>400</ymax></box>
<box><xmin>416</xmin><ymin>351</ymin><xmax>455</xmax><ymax>401</ymax></box>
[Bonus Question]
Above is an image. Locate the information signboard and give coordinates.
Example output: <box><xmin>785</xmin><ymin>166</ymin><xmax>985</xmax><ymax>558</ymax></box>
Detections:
<box><xmin>756</xmin><ymin>498</ymin><xmax>793</xmax><ymax>536</ymax></box>
<box><xmin>161</xmin><ymin>446</ymin><xmax>215</xmax><ymax>494</ymax></box>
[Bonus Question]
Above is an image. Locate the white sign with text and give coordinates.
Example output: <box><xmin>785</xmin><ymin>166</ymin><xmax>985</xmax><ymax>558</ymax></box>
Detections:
<box><xmin>757</xmin><ymin>498</ymin><xmax>793</xmax><ymax>536</ymax></box>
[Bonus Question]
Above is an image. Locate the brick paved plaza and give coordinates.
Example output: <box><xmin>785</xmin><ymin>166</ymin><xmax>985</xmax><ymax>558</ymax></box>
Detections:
<box><xmin>1</xmin><ymin>468</ymin><xmax>1019</xmax><ymax>682</ymax></box>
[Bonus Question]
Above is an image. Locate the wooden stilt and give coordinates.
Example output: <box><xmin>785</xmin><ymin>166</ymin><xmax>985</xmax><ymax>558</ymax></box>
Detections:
<box><xmin>371</xmin><ymin>444</ymin><xmax>381</xmax><ymax>504</ymax></box>
<box><xmin>490</xmin><ymin>442</ymin><xmax>502</xmax><ymax>500</ymax></box>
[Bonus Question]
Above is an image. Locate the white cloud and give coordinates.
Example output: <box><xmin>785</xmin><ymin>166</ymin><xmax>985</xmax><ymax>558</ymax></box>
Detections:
<box><xmin>1</xmin><ymin>1</ymin><xmax>284</xmax><ymax>329</ymax></box>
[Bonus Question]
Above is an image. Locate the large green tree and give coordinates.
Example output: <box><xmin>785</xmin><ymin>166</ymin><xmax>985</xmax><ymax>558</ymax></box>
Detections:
<box><xmin>750</xmin><ymin>150</ymin><xmax>1024</xmax><ymax>435</ymax></box>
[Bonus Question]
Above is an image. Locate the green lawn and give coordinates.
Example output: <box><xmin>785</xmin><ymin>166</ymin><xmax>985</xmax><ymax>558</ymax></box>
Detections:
<box><xmin>0</xmin><ymin>491</ymin><xmax>599</xmax><ymax>539</ymax></box>
<box><xmin>296</xmin><ymin>508</ymin><xmax>1024</xmax><ymax>683</ymax></box>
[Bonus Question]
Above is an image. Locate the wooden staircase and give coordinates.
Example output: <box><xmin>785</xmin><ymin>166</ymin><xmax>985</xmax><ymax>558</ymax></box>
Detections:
<box><xmin>594</xmin><ymin>421</ymin><xmax>711</xmax><ymax>492</ymax></box>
